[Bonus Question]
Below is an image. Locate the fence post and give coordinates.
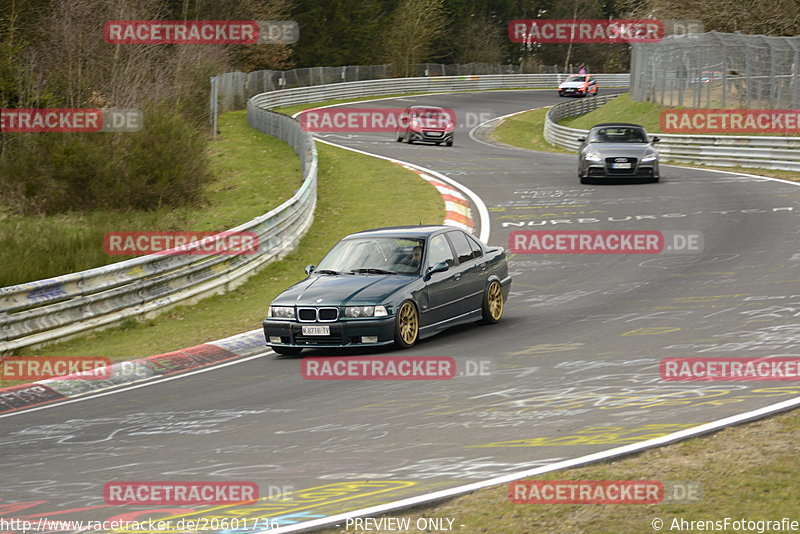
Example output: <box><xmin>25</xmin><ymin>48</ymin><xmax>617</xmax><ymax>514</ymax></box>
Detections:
<box><xmin>210</xmin><ymin>75</ymin><xmax>218</xmax><ymax>138</ymax></box>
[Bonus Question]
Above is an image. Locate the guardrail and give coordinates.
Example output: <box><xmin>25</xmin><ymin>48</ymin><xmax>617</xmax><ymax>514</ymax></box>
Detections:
<box><xmin>0</xmin><ymin>73</ymin><xmax>630</xmax><ymax>353</ymax></box>
<box><xmin>544</xmin><ymin>95</ymin><xmax>800</xmax><ymax>172</ymax></box>
<box><xmin>0</xmin><ymin>109</ymin><xmax>317</xmax><ymax>354</ymax></box>
<box><xmin>245</xmin><ymin>74</ymin><xmax>630</xmax><ymax>110</ymax></box>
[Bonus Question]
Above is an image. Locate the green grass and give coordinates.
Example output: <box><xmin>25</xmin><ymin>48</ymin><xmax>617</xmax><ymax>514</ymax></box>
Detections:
<box><xmin>2</xmin><ymin>124</ymin><xmax>443</xmax><ymax>385</ymax></box>
<box><xmin>0</xmin><ymin>111</ymin><xmax>300</xmax><ymax>287</ymax></box>
<box><xmin>561</xmin><ymin>93</ymin><xmax>664</xmax><ymax>132</ymax></box>
<box><xmin>492</xmin><ymin>107</ymin><xmax>571</xmax><ymax>154</ymax></box>
<box><xmin>562</xmin><ymin>92</ymin><xmax>800</xmax><ymax>138</ymax></box>
<box><xmin>317</xmin><ymin>407</ymin><xmax>800</xmax><ymax>534</ymax></box>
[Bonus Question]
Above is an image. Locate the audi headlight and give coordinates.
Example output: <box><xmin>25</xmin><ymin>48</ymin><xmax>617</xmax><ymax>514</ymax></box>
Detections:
<box><xmin>268</xmin><ymin>306</ymin><xmax>294</xmax><ymax>318</ymax></box>
<box><xmin>641</xmin><ymin>153</ymin><xmax>658</xmax><ymax>162</ymax></box>
<box><xmin>584</xmin><ymin>151</ymin><xmax>603</xmax><ymax>162</ymax></box>
<box><xmin>344</xmin><ymin>305</ymin><xmax>389</xmax><ymax>318</ymax></box>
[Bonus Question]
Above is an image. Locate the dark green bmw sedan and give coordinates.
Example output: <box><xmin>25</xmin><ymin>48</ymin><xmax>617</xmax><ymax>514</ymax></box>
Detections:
<box><xmin>263</xmin><ymin>226</ymin><xmax>511</xmax><ymax>355</ymax></box>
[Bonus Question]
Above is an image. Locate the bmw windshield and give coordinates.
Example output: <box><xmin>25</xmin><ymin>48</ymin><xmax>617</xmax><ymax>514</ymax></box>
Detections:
<box><xmin>315</xmin><ymin>237</ymin><xmax>426</xmax><ymax>275</ymax></box>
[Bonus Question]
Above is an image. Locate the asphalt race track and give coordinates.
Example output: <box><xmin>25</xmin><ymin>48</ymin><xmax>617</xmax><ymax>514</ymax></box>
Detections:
<box><xmin>4</xmin><ymin>89</ymin><xmax>800</xmax><ymax>532</ymax></box>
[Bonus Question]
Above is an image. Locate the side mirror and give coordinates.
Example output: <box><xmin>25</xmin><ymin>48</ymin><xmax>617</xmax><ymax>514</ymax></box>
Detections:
<box><xmin>305</xmin><ymin>265</ymin><xmax>315</xmax><ymax>275</ymax></box>
<box><xmin>577</xmin><ymin>137</ymin><xmax>585</xmax><ymax>143</ymax></box>
<box><xmin>426</xmin><ymin>261</ymin><xmax>449</xmax><ymax>278</ymax></box>
<box><xmin>652</xmin><ymin>136</ymin><xmax>660</xmax><ymax>143</ymax></box>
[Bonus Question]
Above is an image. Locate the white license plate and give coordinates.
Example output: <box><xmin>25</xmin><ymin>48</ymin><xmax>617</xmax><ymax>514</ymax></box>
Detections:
<box><xmin>612</xmin><ymin>162</ymin><xmax>632</xmax><ymax>169</ymax></box>
<box><xmin>302</xmin><ymin>325</ymin><xmax>330</xmax><ymax>336</ymax></box>
<box><xmin>426</xmin><ymin>131</ymin><xmax>442</xmax><ymax>137</ymax></box>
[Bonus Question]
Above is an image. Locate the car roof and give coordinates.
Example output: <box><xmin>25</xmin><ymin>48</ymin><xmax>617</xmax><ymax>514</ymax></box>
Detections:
<box><xmin>590</xmin><ymin>123</ymin><xmax>645</xmax><ymax>129</ymax></box>
<box><xmin>347</xmin><ymin>225</ymin><xmax>457</xmax><ymax>239</ymax></box>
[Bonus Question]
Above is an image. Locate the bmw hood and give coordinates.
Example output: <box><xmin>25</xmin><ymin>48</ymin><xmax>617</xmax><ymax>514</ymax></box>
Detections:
<box><xmin>273</xmin><ymin>275</ymin><xmax>413</xmax><ymax>306</ymax></box>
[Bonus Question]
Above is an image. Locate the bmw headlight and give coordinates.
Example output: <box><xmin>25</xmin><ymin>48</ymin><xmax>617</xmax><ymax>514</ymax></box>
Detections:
<box><xmin>345</xmin><ymin>306</ymin><xmax>373</xmax><ymax>317</ymax></box>
<box><xmin>584</xmin><ymin>151</ymin><xmax>603</xmax><ymax>162</ymax></box>
<box><xmin>268</xmin><ymin>306</ymin><xmax>294</xmax><ymax>318</ymax></box>
<box><xmin>344</xmin><ymin>305</ymin><xmax>389</xmax><ymax>318</ymax></box>
<box><xmin>641</xmin><ymin>153</ymin><xmax>658</xmax><ymax>162</ymax></box>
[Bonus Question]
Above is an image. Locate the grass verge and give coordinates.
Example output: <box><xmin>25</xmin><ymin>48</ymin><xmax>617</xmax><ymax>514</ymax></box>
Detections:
<box><xmin>2</xmin><ymin>114</ymin><xmax>443</xmax><ymax>385</ymax></box>
<box><xmin>493</xmin><ymin>93</ymin><xmax>799</xmax><ymax>182</ymax></box>
<box><xmin>317</xmin><ymin>407</ymin><xmax>800</xmax><ymax>534</ymax></box>
<box><xmin>0</xmin><ymin>111</ymin><xmax>301</xmax><ymax>287</ymax></box>
<box><xmin>492</xmin><ymin>107</ymin><xmax>571</xmax><ymax>154</ymax></box>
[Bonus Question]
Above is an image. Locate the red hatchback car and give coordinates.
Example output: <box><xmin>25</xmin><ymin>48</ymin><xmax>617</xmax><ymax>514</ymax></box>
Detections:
<box><xmin>395</xmin><ymin>105</ymin><xmax>454</xmax><ymax>146</ymax></box>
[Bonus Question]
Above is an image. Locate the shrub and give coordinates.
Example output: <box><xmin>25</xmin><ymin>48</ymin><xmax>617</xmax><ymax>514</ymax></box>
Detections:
<box><xmin>0</xmin><ymin>108</ymin><xmax>212</xmax><ymax>215</ymax></box>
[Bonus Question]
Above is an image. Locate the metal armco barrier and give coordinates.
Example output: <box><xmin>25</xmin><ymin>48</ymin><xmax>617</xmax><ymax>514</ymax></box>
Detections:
<box><xmin>1</xmin><ymin>73</ymin><xmax>631</xmax><ymax>353</ymax></box>
<box><xmin>0</xmin><ymin>108</ymin><xmax>317</xmax><ymax>353</ymax></box>
<box><xmin>544</xmin><ymin>95</ymin><xmax>800</xmax><ymax>171</ymax></box>
<box><xmin>245</xmin><ymin>74</ymin><xmax>630</xmax><ymax>110</ymax></box>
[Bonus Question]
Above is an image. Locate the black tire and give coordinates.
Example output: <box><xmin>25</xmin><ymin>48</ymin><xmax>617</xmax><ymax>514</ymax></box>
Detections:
<box><xmin>272</xmin><ymin>346</ymin><xmax>302</xmax><ymax>356</ymax></box>
<box><xmin>580</xmin><ymin>175</ymin><xmax>590</xmax><ymax>184</ymax></box>
<box><xmin>445</xmin><ymin>140</ymin><xmax>453</xmax><ymax>147</ymax></box>
<box><xmin>479</xmin><ymin>280</ymin><xmax>504</xmax><ymax>324</ymax></box>
<box><xmin>394</xmin><ymin>300</ymin><xmax>419</xmax><ymax>348</ymax></box>
<box><xmin>396</xmin><ymin>134</ymin><xmax>403</xmax><ymax>142</ymax></box>
<box><xmin>406</xmin><ymin>134</ymin><xmax>414</xmax><ymax>144</ymax></box>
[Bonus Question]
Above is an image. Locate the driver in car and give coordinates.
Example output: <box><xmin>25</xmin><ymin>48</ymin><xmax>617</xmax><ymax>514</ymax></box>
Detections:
<box><xmin>399</xmin><ymin>245</ymin><xmax>423</xmax><ymax>270</ymax></box>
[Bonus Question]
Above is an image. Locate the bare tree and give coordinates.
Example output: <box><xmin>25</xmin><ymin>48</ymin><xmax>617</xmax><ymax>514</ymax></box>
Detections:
<box><xmin>625</xmin><ymin>0</ymin><xmax>800</xmax><ymax>35</ymax></box>
<box><xmin>454</xmin><ymin>16</ymin><xmax>506</xmax><ymax>65</ymax></box>
<box><xmin>381</xmin><ymin>0</ymin><xmax>448</xmax><ymax>78</ymax></box>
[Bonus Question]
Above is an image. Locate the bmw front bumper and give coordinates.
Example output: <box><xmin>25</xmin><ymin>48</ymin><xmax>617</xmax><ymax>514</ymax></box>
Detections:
<box><xmin>263</xmin><ymin>316</ymin><xmax>396</xmax><ymax>349</ymax></box>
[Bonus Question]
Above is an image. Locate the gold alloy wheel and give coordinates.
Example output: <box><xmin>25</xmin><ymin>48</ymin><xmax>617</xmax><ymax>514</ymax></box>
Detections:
<box><xmin>488</xmin><ymin>281</ymin><xmax>504</xmax><ymax>321</ymax></box>
<box><xmin>398</xmin><ymin>301</ymin><xmax>419</xmax><ymax>345</ymax></box>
